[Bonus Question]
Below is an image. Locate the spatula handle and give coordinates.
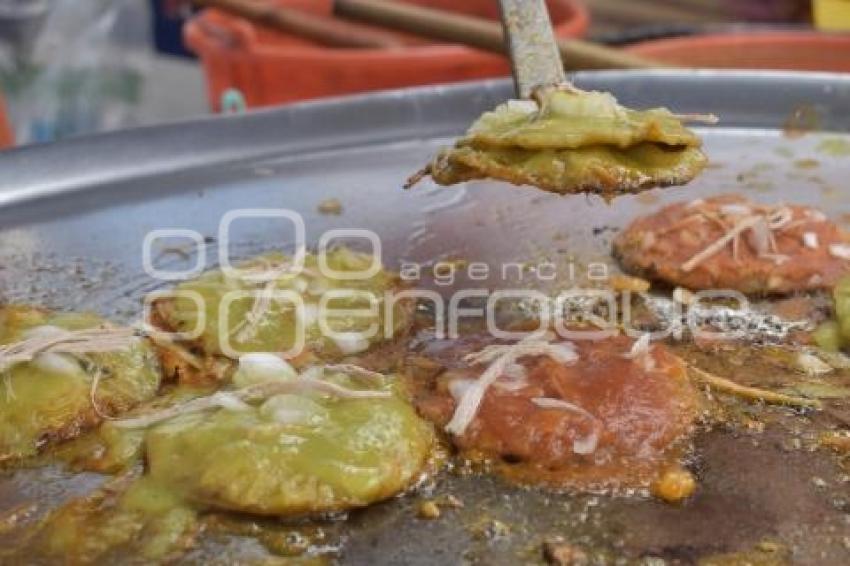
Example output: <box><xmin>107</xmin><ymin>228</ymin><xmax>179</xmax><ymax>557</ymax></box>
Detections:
<box><xmin>498</xmin><ymin>0</ymin><xmax>567</xmax><ymax>98</ymax></box>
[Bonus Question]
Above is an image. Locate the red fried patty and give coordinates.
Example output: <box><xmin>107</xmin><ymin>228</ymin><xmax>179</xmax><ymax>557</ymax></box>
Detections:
<box><xmin>613</xmin><ymin>194</ymin><xmax>850</xmax><ymax>294</ymax></box>
<box><xmin>411</xmin><ymin>334</ymin><xmax>699</xmax><ymax>489</ymax></box>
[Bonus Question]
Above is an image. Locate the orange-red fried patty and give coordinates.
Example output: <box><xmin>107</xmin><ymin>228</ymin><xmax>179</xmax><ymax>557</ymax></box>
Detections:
<box><xmin>613</xmin><ymin>194</ymin><xmax>850</xmax><ymax>294</ymax></box>
<box><xmin>411</xmin><ymin>335</ymin><xmax>699</xmax><ymax>489</ymax></box>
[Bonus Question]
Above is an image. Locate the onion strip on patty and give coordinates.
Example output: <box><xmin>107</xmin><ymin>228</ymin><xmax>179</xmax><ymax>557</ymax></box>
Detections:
<box><xmin>445</xmin><ymin>337</ymin><xmax>579</xmax><ymax>436</ymax></box>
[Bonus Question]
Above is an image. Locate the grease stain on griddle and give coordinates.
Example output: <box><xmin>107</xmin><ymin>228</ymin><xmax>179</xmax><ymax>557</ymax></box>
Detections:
<box><xmin>817</xmin><ymin>138</ymin><xmax>850</xmax><ymax>157</ymax></box>
<box><xmin>784</xmin><ymin>104</ymin><xmax>821</xmax><ymax>139</ymax></box>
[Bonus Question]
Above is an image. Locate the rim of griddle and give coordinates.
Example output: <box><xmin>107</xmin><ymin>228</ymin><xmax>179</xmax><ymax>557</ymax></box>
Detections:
<box><xmin>0</xmin><ymin>69</ymin><xmax>848</xmax><ymax>209</ymax></box>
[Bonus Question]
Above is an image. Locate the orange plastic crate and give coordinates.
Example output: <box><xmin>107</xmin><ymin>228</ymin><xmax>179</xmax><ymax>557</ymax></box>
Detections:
<box><xmin>627</xmin><ymin>31</ymin><xmax>850</xmax><ymax>73</ymax></box>
<box><xmin>0</xmin><ymin>93</ymin><xmax>12</xmax><ymax>149</ymax></box>
<box><xmin>185</xmin><ymin>0</ymin><xmax>589</xmax><ymax>110</ymax></box>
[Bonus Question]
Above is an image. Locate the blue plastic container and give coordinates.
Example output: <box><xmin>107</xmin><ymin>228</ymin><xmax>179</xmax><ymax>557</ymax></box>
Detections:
<box><xmin>150</xmin><ymin>0</ymin><xmax>196</xmax><ymax>58</ymax></box>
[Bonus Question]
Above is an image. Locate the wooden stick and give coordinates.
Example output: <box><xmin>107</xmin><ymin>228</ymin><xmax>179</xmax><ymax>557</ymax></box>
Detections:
<box><xmin>334</xmin><ymin>0</ymin><xmax>668</xmax><ymax>70</ymax></box>
<box><xmin>193</xmin><ymin>0</ymin><xmax>407</xmax><ymax>48</ymax></box>
<box><xmin>586</xmin><ymin>0</ymin><xmax>733</xmax><ymax>26</ymax></box>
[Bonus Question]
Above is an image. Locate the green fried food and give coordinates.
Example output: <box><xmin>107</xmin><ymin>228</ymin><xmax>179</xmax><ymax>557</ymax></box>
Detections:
<box><xmin>468</xmin><ymin>90</ymin><xmax>701</xmax><ymax>150</ymax></box>
<box><xmin>0</xmin><ymin>305</ymin><xmax>161</xmax><ymax>462</ymax></box>
<box><xmin>51</xmin><ymin>385</ymin><xmax>216</xmax><ymax>473</ymax></box>
<box><xmin>155</xmin><ymin>248</ymin><xmax>412</xmax><ymax>365</ymax></box>
<box><xmin>813</xmin><ymin>320</ymin><xmax>843</xmax><ymax>352</ymax></box>
<box><xmin>408</xmin><ymin>86</ymin><xmax>710</xmax><ymax>197</ymax></box>
<box><xmin>143</xmin><ymin>372</ymin><xmax>435</xmax><ymax>516</ymax></box>
<box><xmin>815</xmin><ymin>275</ymin><xmax>850</xmax><ymax>352</ymax></box>
<box><xmin>833</xmin><ymin>275</ymin><xmax>850</xmax><ymax>340</ymax></box>
<box><xmin>11</xmin><ymin>366</ymin><xmax>434</xmax><ymax>561</ymax></box>
<box><xmin>6</xmin><ymin>476</ymin><xmax>198</xmax><ymax>565</ymax></box>
<box><xmin>428</xmin><ymin>143</ymin><xmax>707</xmax><ymax>197</ymax></box>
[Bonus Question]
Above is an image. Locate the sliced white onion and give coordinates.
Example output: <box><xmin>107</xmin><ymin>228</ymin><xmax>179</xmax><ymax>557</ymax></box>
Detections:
<box><xmin>505</xmin><ymin>99</ymin><xmax>538</xmax><ymax>114</ymax></box>
<box><xmin>446</xmin><ymin>339</ymin><xmax>579</xmax><ymax>436</ymax></box>
<box><xmin>682</xmin><ymin>215</ymin><xmax>763</xmax><ymax>272</ymax></box>
<box><xmin>622</xmin><ymin>333</ymin><xmax>656</xmax><ymax>372</ymax></box>
<box><xmin>802</xmin><ymin>232</ymin><xmax>819</xmax><ymax>249</ymax></box>
<box><xmin>815</xmin><ymin>349</ymin><xmax>850</xmax><ymax>369</ymax></box>
<box><xmin>299</xmin><ymin>365</ymin><xmax>324</xmax><ymax>381</ymax></box>
<box><xmin>767</xmin><ymin>206</ymin><xmax>794</xmax><ymax>230</ymax></box>
<box><xmin>538</xmin><ymin>330</ymin><xmax>558</xmax><ymax>343</ymax></box>
<box><xmin>719</xmin><ymin>203</ymin><xmax>751</xmax><ymax>216</ymax></box>
<box><xmin>233</xmin><ymin>353</ymin><xmax>298</xmax><ymax>388</ymax></box>
<box><xmin>829</xmin><ymin>244</ymin><xmax>850</xmax><ymax>260</ymax></box>
<box><xmin>448</xmin><ymin>378</ymin><xmax>476</xmax><ymax>401</ymax></box>
<box><xmin>493</xmin><ymin>378</ymin><xmax>529</xmax><ymax>392</ymax></box>
<box><xmin>259</xmin><ymin>393</ymin><xmax>328</xmax><ymax>425</ymax></box>
<box><xmin>746</xmin><ymin>217</ymin><xmax>771</xmax><ymax>256</ymax></box>
<box><xmin>572</xmin><ymin>433</ymin><xmax>600</xmax><ymax>455</ymax></box>
<box><xmin>113</xmin><ymin>378</ymin><xmax>388</xmax><ymax>429</ymax></box>
<box><xmin>531</xmin><ymin>397</ymin><xmax>600</xmax><ymax>455</ymax></box>
<box><xmin>502</xmin><ymin>362</ymin><xmax>527</xmax><ymax>381</ymax></box>
<box><xmin>546</xmin><ymin>343</ymin><xmax>579</xmax><ymax>365</ymax></box>
<box><xmin>623</xmin><ymin>333</ymin><xmax>651</xmax><ymax>359</ymax></box>
<box><xmin>209</xmin><ymin>391</ymin><xmax>253</xmax><ymax>412</ymax></box>
<box><xmin>447</xmin><ymin>353</ymin><xmax>517</xmax><ymax>436</ymax></box>
<box><xmin>796</xmin><ymin>352</ymin><xmax>833</xmax><ymax>376</ymax></box>
<box><xmin>331</xmin><ymin>333</ymin><xmax>371</xmax><ymax>355</ymax></box>
<box><xmin>531</xmin><ymin>397</ymin><xmax>590</xmax><ymax>412</ymax></box>
<box><xmin>805</xmin><ymin>209</ymin><xmax>827</xmax><ymax>222</ymax></box>
<box><xmin>22</xmin><ymin>325</ymin><xmax>67</xmax><ymax>340</ymax></box>
<box><xmin>30</xmin><ymin>352</ymin><xmax>82</xmax><ymax>376</ymax></box>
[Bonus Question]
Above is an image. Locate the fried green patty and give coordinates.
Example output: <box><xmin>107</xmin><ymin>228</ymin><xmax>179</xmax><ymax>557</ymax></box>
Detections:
<box><xmin>0</xmin><ymin>305</ymin><xmax>161</xmax><ymax>462</ymax></box>
<box><xmin>409</xmin><ymin>86</ymin><xmax>709</xmax><ymax>197</ymax></box>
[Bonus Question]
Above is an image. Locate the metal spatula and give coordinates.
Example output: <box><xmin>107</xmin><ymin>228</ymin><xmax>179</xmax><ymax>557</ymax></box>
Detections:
<box><xmin>498</xmin><ymin>0</ymin><xmax>567</xmax><ymax>99</ymax></box>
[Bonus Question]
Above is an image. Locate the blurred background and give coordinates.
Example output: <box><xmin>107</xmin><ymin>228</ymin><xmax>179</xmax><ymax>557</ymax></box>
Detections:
<box><xmin>0</xmin><ymin>0</ymin><xmax>846</xmax><ymax>149</ymax></box>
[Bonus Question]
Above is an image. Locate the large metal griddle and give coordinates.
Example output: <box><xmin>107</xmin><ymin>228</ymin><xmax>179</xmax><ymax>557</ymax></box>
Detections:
<box><xmin>1</xmin><ymin>71</ymin><xmax>849</xmax><ymax>564</ymax></box>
